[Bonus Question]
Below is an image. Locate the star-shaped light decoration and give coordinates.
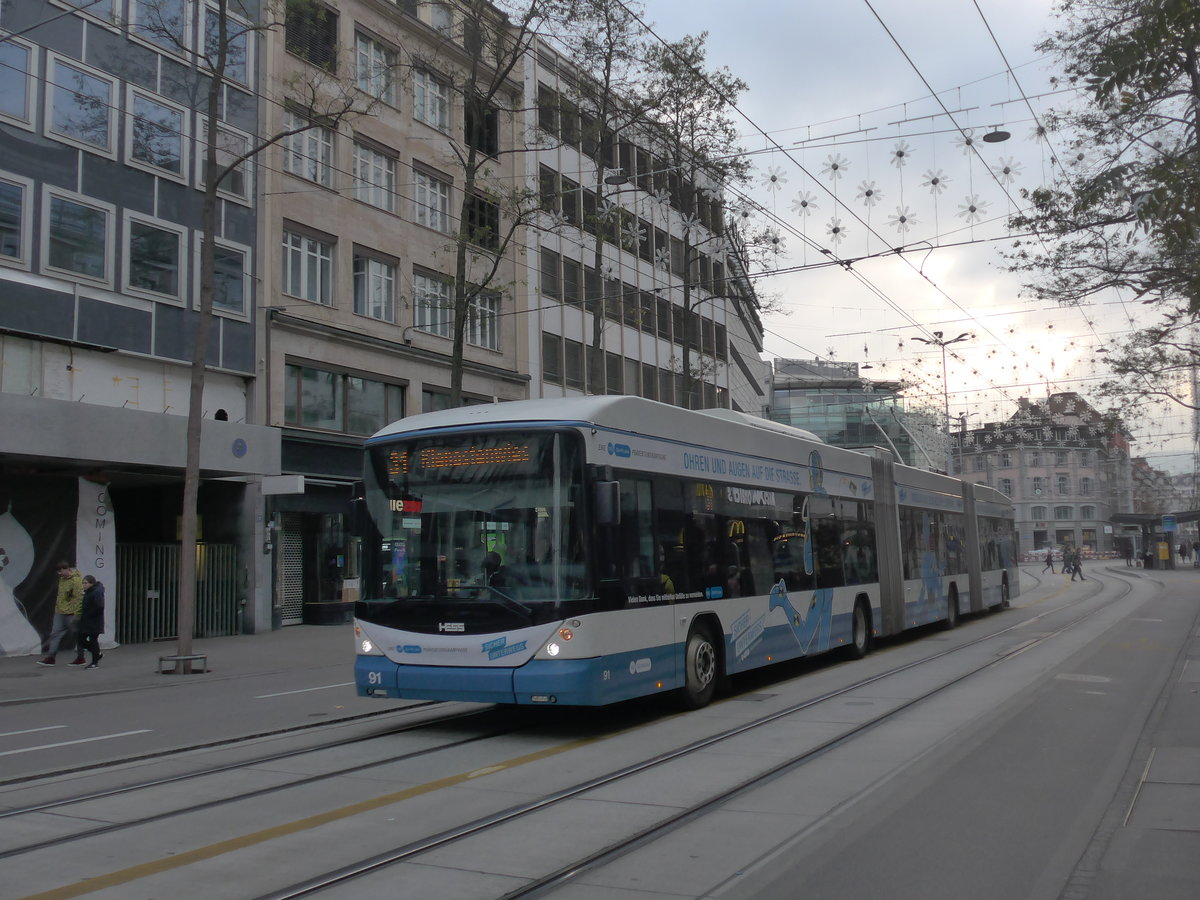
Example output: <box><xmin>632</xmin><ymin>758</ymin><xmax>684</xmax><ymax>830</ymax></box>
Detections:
<box><xmin>822</xmin><ymin>154</ymin><xmax>849</xmax><ymax>181</ymax></box>
<box><xmin>954</xmin><ymin>129</ymin><xmax>977</xmax><ymax>156</ymax></box>
<box><xmin>992</xmin><ymin>156</ymin><xmax>1022</xmax><ymax>185</ymax></box>
<box><xmin>791</xmin><ymin>191</ymin><xmax>818</xmax><ymax>217</ymax></box>
<box><xmin>922</xmin><ymin>169</ymin><xmax>950</xmax><ymax>195</ymax></box>
<box><xmin>957</xmin><ymin>194</ymin><xmax>988</xmax><ymax>223</ymax></box>
<box><xmin>600</xmin><ymin>262</ymin><xmax>617</xmax><ymax>280</ymax></box>
<box><xmin>887</xmin><ymin>206</ymin><xmax>916</xmax><ymax>233</ymax></box>
<box><xmin>734</xmin><ymin>201</ymin><xmax>755</xmax><ymax>221</ymax></box>
<box><xmin>680</xmin><ymin>212</ymin><xmax>703</xmax><ymax>235</ymax></box>
<box><xmin>825</xmin><ymin>217</ymin><xmax>848</xmax><ymax>245</ymax></box>
<box><xmin>653</xmin><ymin>246</ymin><xmax>671</xmax><ymax>271</ymax></box>
<box><xmin>762</xmin><ymin>166</ymin><xmax>788</xmax><ymax>193</ymax></box>
<box><xmin>890</xmin><ymin>140</ymin><xmax>912</xmax><ymax>168</ymax></box>
<box><xmin>622</xmin><ymin>220</ymin><xmax>646</xmax><ymax>250</ymax></box>
<box><xmin>766</xmin><ymin>227</ymin><xmax>785</xmax><ymax>254</ymax></box>
<box><xmin>652</xmin><ymin>188</ymin><xmax>672</xmax><ymax>210</ymax></box>
<box><xmin>856</xmin><ymin>180</ymin><xmax>883</xmax><ymax>207</ymax></box>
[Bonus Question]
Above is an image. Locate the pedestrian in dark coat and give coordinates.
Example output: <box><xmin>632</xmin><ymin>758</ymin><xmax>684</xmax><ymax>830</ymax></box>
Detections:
<box><xmin>78</xmin><ymin>575</ymin><xmax>105</xmax><ymax>668</ymax></box>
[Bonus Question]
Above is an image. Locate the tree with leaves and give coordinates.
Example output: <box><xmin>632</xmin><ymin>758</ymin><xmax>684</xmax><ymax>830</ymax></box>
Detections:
<box><xmin>1006</xmin><ymin>0</ymin><xmax>1200</xmax><ymax>416</ymax></box>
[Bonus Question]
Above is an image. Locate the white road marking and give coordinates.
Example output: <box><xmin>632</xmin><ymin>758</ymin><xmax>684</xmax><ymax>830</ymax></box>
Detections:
<box><xmin>255</xmin><ymin>682</ymin><xmax>354</xmax><ymax>699</ymax></box>
<box><xmin>0</xmin><ymin>729</ymin><xmax>152</xmax><ymax>757</ymax></box>
<box><xmin>0</xmin><ymin>725</ymin><xmax>68</xmax><ymax>739</ymax></box>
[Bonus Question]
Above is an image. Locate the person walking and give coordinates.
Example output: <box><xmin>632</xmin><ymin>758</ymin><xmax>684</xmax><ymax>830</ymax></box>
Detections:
<box><xmin>78</xmin><ymin>575</ymin><xmax>105</xmax><ymax>669</ymax></box>
<box><xmin>1041</xmin><ymin>550</ymin><xmax>1055</xmax><ymax>574</ymax></box>
<box><xmin>37</xmin><ymin>560</ymin><xmax>85</xmax><ymax>666</ymax></box>
<box><xmin>1071</xmin><ymin>548</ymin><xmax>1086</xmax><ymax>581</ymax></box>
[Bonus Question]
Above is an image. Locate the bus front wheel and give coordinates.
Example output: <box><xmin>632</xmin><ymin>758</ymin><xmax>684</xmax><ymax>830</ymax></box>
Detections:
<box><xmin>680</xmin><ymin>625</ymin><xmax>718</xmax><ymax>709</ymax></box>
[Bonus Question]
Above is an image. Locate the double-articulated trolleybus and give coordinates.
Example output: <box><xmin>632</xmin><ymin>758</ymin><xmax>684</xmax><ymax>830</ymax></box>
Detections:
<box><xmin>353</xmin><ymin>397</ymin><xmax>1018</xmax><ymax>708</ymax></box>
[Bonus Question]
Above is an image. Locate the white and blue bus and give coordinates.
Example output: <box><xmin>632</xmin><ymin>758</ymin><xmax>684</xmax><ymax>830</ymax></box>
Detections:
<box><xmin>353</xmin><ymin>397</ymin><xmax>1018</xmax><ymax>708</ymax></box>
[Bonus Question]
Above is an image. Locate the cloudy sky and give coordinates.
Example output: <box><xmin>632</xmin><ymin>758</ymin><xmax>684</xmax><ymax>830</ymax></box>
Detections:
<box><xmin>640</xmin><ymin>0</ymin><xmax>1194</xmax><ymax>469</ymax></box>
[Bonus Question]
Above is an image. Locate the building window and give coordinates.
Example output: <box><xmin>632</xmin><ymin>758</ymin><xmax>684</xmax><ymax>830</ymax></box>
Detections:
<box><xmin>539</xmin><ymin>248</ymin><xmax>560</xmax><ymax>299</ymax></box>
<box><xmin>210</xmin><ymin>241</ymin><xmax>249</xmax><ymax>315</ymax></box>
<box><xmin>999</xmin><ymin>452</ymin><xmax>1012</xmax><ymax>467</ymax></box>
<box><xmin>563</xmin><ymin>338</ymin><xmax>584</xmax><ymax>388</ymax></box>
<box><xmin>44</xmin><ymin>190</ymin><xmax>111</xmax><ymax>284</ymax></box>
<box><xmin>47</xmin><ymin>55</ymin><xmax>116</xmax><ymax>156</ymax></box>
<box><xmin>54</xmin><ymin>0</ymin><xmax>119</xmax><ymax>26</ymax></box>
<box><xmin>130</xmin><ymin>0</ymin><xmax>189</xmax><ymax>54</ymax></box>
<box><xmin>465</xmin><ymin>193</ymin><xmax>499</xmax><ymax>248</ymax></box>
<box><xmin>0</xmin><ymin>37</ymin><xmax>36</xmax><ymax>129</ymax></box>
<box><xmin>466</xmin><ymin>291</ymin><xmax>499</xmax><ymax>350</ymax></box>
<box><xmin>1080</xmin><ymin>476</ymin><xmax>1092</xmax><ymax>495</ymax></box>
<box><xmin>465</xmin><ymin>102</ymin><xmax>499</xmax><ymax>157</ymax></box>
<box><xmin>1029</xmin><ymin>451</ymin><xmax>1041</xmax><ymax>467</ymax></box>
<box><xmin>429</xmin><ymin>2</ymin><xmax>453</xmax><ymax>33</ymax></box>
<box><xmin>1054</xmin><ymin>506</ymin><xmax>1073</xmax><ymax>520</ymax></box>
<box><xmin>413</xmin><ymin>169</ymin><xmax>451</xmax><ymax>233</ymax></box>
<box><xmin>414</xmin><ymin>271</ymin><xmax>452</xmax><ymax>337</ymax></box>
<box><xmin>127</xmin><ymin>88</ymin><xmax>187</xmax><ymax>179</ymax></box>
<box><xmin>285</xmin><ymin>0</ymin><xmax>338</xmax><ymax>71</ymax></box>
<box><xmin>542</xmin><ymin>332</ymin><xmax>562</xmax><ymax>384</ymax></box>
<box><xmin>126</xmin><ymin>217</ymin><xmax>185</xmax><ymax>299</ymax></box>
<box><xmin>203</xmin><ymin>4</ymin><xmax>251</xmax><ymax>85</ymax></box>
<box><xmin>999</xmin><ymin>478</ymin><xmax>1013</xmax><ymax>496</ymax></box>
<box><xmin>1032</xmin><ymin>476</ymin><xmax>1045</xmax><ymax>495</ymax></box>
<box><xmin>1081</xmin><ymin>506</ymin><xmax>1096</xmax><ymax>519</ymax></box>
<box><xmin>285</xmin><ymin>364</ymin><xmax>403</xmax><ymax>434</ymax></box>
<box><xmin>414</xmin><ymin>70</ymin><xmax>450</xmax><ymax>131</ymax></box>
<box><xmin>282</xmin><ymin>111</ymin><xmax>333</xmax><ymax>186</ymax></box>
<box><xmin>1031</xmin><ymin>505</ymin><xmax>1047</xmax><ymax>520</ymax></box>
<box><xmin>1055</xmin><ymin>450</ymin><xmax>1069</xmax><ymax>466</ymax></box>
<box><xmin>353</xmin><ymin>253</ymin><xmax>396</xmax><ymax>322</ymax></box>
<box><xmin>352</xmin><ymin>142</ymin><xmax>396</xmax><ymax>212</ymax></box>
<box><xmin>356</xmin><ymin>33</ymin><xmax>396</xmax><ymax>104</ymax></box>
<box><xmin>282</xmin><ymin>230</ymin><xmax>333</xmax><ymax>305</ymax></box>
<box><xmin>1056</xmin><ymin>474</ymin><xmax>1071</xmax><ymax>494</ymax></box>
<box><xmin>972</xmin><ymin>455</ymin><xmax>987</xmax><ymax>472</ymax></box>
<box><xmin>0</xmin><ymin>174</ymin><xmax>31</xmax><ymax>267</ymax></box>
<box><xmin>1079</xmin><ymin>450</ymin><xmax>1091</xmax><ymax>466</ymax></box>
<box><xmin>198</xmin><ymin>118</ymin><xmax>252</xmax><ymax>202</ymax></box>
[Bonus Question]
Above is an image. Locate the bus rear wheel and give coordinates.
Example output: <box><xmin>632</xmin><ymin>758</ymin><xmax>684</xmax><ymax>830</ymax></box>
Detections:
<box><xmin>680</xmin><ymin>625</ymin><xmax>718</xmax><ymax>709</ymax></box>
<box><xmin>849</xmin><ymin>600</ymin><xmax>872</xmax><ymax>659</ymax></box>
<box><xmin>942</xmin><ymin>587</ymin><xmax>960</xmax><ymax>630</ymax></box>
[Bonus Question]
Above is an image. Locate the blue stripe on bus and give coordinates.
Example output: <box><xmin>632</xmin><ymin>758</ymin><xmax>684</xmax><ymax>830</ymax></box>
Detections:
<box><xmin>355</xmin><ymin>643</ymin><xmax>681</xmax><ymax>706</ymax></box>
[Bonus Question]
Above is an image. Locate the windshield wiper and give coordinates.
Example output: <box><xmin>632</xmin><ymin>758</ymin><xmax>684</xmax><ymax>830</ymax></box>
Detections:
<box><xmin>484</xmin><ymin>584</ymin><xmax>534</xmax><ymax>621</ymax></box>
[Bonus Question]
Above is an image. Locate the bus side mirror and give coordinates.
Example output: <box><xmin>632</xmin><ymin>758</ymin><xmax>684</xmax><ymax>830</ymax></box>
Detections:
<box><xmin>595</xmin><ymin>481</ymin><xmax>620</xmax><ymax>525</ymax></box>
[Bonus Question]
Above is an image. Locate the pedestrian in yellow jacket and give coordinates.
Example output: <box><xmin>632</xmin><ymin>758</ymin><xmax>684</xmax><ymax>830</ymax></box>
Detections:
<box><xmin>37</xmin><ymin>560</ymin><xmax>84</xmax><ymax>666</ymax></box>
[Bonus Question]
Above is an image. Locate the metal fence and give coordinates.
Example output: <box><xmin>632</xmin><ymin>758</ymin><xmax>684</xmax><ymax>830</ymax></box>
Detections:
<box><xmin>115</xmin><ymin>543</ymin><xmax>240</xmax><ymax>644</ymax></box>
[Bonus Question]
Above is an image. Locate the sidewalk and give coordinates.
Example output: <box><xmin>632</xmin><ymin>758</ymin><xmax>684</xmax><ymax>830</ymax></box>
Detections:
<box><xmin>0</xmin><ymin>623</ymin><xmax>355</xmax><ymax>705</ymax></box>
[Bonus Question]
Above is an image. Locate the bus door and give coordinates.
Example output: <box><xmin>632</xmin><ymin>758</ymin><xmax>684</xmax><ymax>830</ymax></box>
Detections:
<box><xmin>871</xmin><ymin>455</ymin><xmax>905</xmax><ymax>636</ymax></box>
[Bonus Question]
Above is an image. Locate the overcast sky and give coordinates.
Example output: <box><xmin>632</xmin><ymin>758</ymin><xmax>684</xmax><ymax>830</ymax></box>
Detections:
<box><xmin>638</xmin><ymin>0</ymin><xmax>1194</xmax><ymax>469</ymax></box>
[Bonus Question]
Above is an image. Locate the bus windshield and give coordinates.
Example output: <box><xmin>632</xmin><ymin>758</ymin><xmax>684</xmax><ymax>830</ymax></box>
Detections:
<box><xmin>357</xmin><ymin>429</ymin><xmax>589</xmax><ymax>630</ymax></box>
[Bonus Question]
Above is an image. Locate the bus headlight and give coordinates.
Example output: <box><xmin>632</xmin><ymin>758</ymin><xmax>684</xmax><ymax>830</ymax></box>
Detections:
<box><xmin>545</xmin><ymin>642</ymin><xmax>561</xmax><ymax>657</ymax></box>
<box><xmin>361</xmin><ymin>639</ymin><xmax>374</xmax><ymax>654</ymax></box>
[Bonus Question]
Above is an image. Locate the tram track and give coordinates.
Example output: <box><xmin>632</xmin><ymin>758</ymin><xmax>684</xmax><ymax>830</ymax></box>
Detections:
<box><xmin>0</xmin><ymin>704</ymin><xmax>505</xmax><ymax>860</ymax></box>
<box><xmin>256</xmin><ymin>575</ymin><xmax>1132</xmax><ymax>900</ymax></box>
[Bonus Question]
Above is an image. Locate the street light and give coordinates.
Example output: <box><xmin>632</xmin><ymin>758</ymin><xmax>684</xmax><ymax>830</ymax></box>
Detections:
<box><xmin>911</xmin><ymin>330</ymin><xmax>971</xmax><ymax>474</ymax></box>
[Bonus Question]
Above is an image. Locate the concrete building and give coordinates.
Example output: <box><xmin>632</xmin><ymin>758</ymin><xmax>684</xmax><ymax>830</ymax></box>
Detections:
<box><xmin>0</xmin><ymin>0</ymin><xmax>279</xmax><ymax>654</ymax></box>
<box><xmin>259</xmin><ymin>0</ymin><xmax>531</xmax><ymax>623</ymax></box>
<box><xmin>521</xmin><ymin>45</ymin><xmax>769</xmax><ymax>414</ymax></box>
<box><xmin>957</xmin><ymin>392</ymin><xmax>1133</xmax><ymax>556</ymax></box>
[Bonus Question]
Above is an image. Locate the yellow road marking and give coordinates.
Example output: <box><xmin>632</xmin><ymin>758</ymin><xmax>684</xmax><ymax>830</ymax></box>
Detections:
<box><xmin>19</xmin><ymin>736</ymin><xmax>598</xmax><ymax>899</ymax></box>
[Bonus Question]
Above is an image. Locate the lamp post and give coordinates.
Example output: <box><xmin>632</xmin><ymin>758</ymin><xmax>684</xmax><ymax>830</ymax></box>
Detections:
<box><xmin>911</xmin><ymin>331</ymin><xmax>971</xmax><ymax>474</ymax></box>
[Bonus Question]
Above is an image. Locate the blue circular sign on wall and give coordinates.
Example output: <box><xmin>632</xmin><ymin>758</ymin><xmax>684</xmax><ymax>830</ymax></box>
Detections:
<box><xmin>232</xmin><ymin>438</ymin><xmax>247</xmax><ymax>458</ymax></box>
